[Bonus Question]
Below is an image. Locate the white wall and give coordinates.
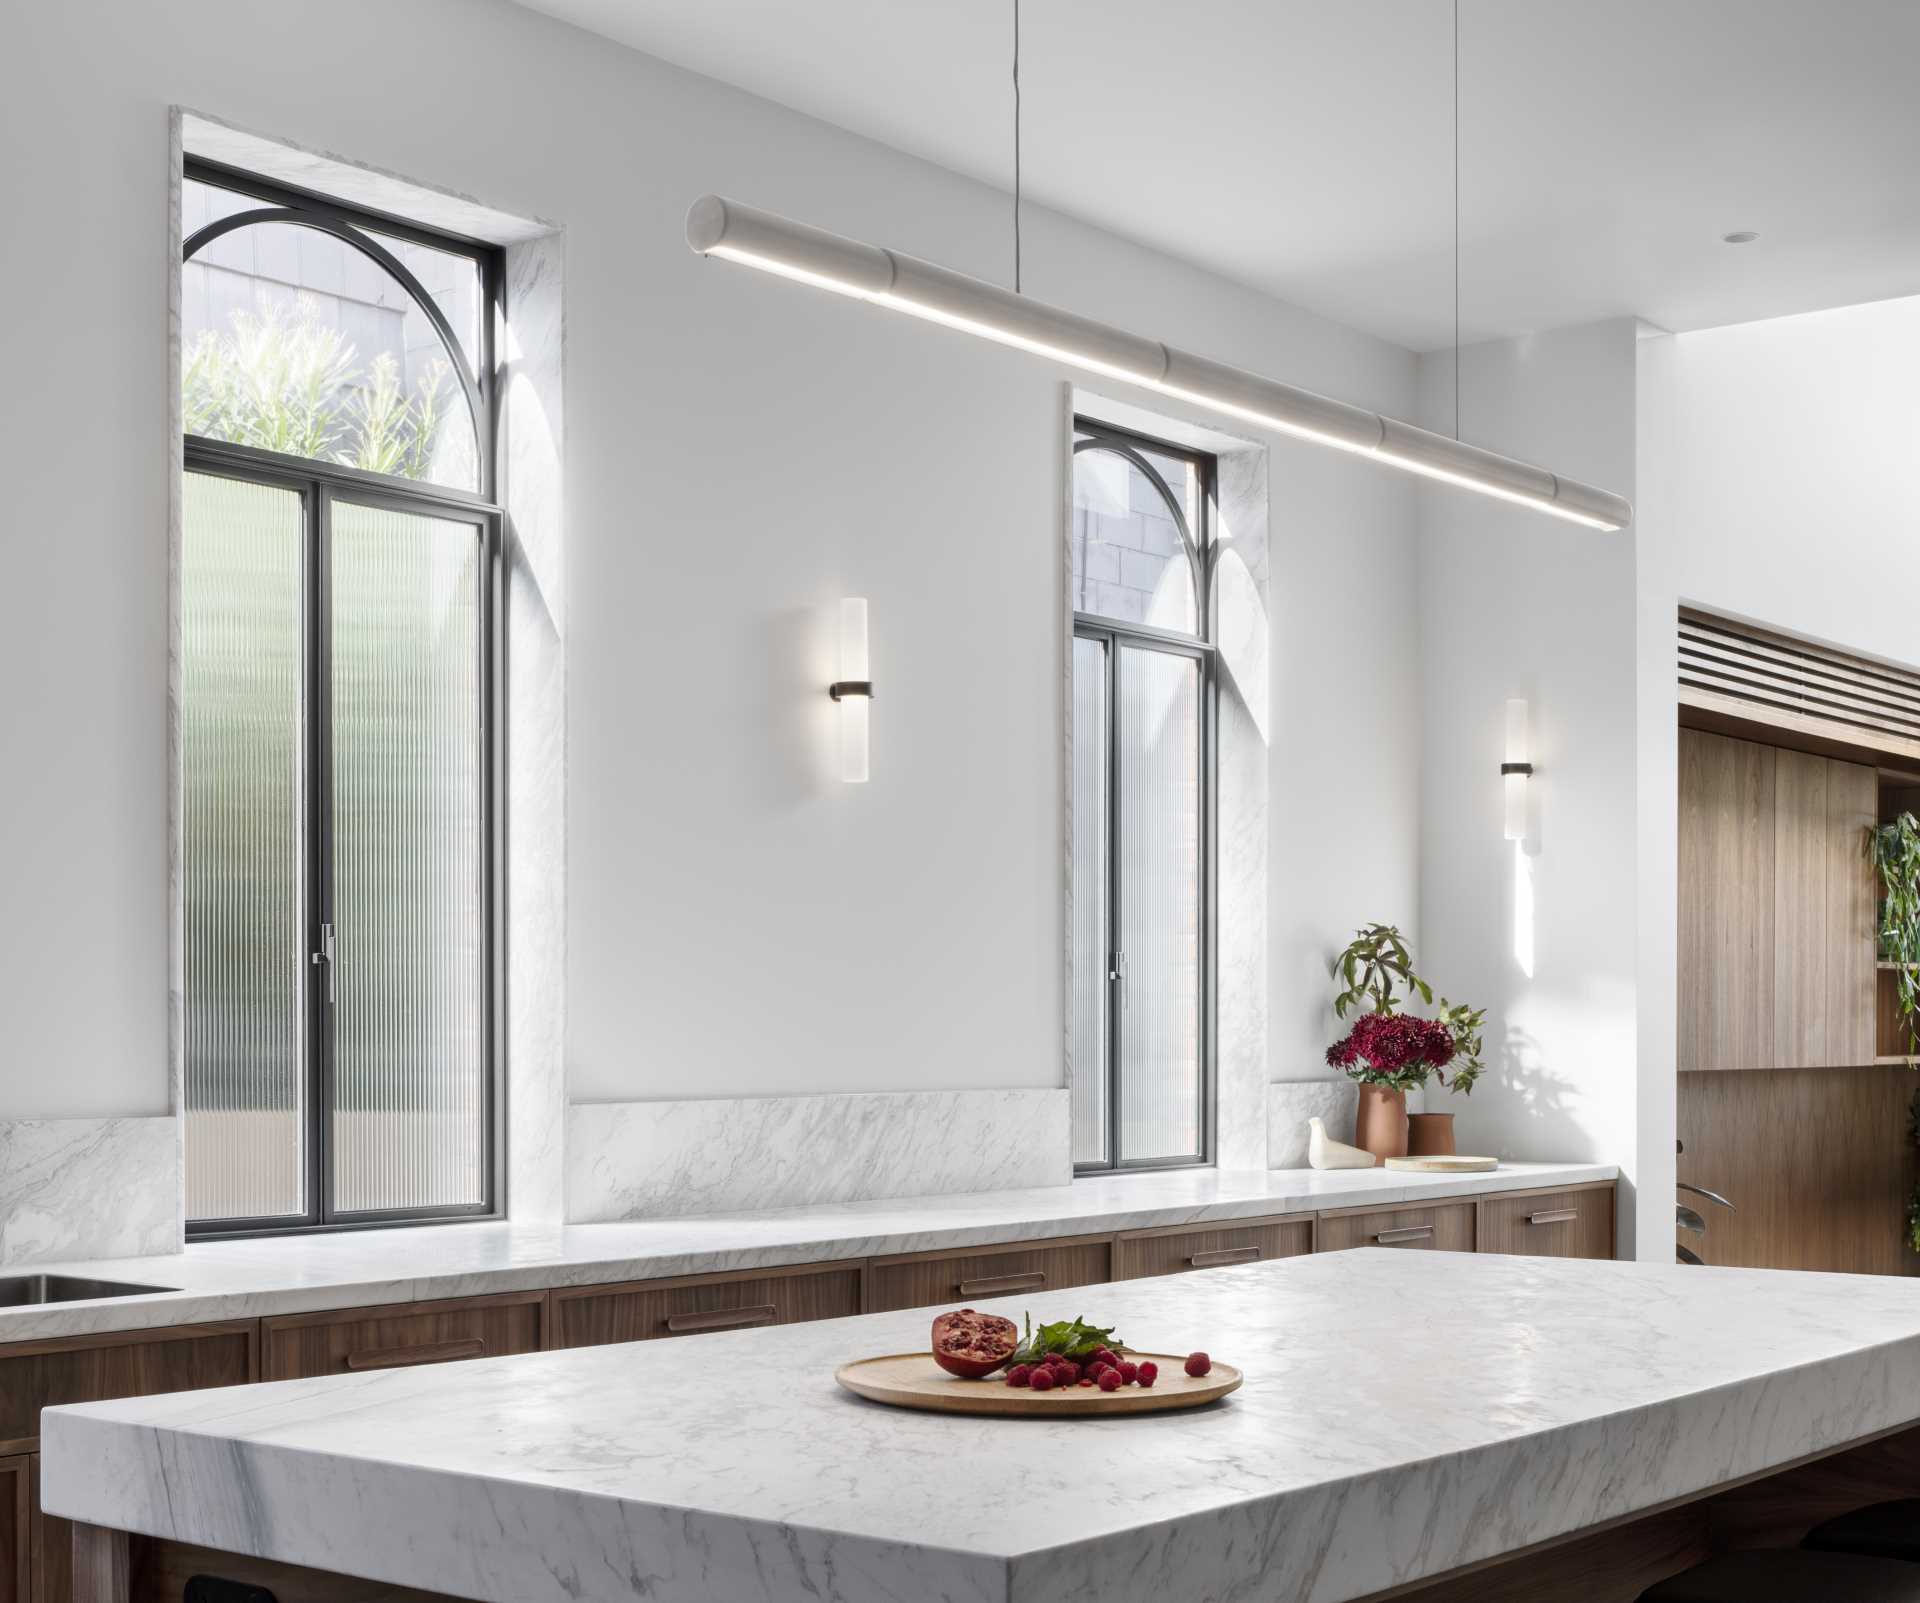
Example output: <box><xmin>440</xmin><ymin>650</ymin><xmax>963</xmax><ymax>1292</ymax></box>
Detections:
<box><xmin>0</xmin><ymin>0</ymin><xmax>1418</xmax><ymax>1124</ymax></box>
<box><xmin>1414</xmin><ymin>321</ymin><xmax>1644</xmax><ymax>1249</ymax></box>
<box><xmin>1634</xmin><ymin>294</ymin><xmax>1920</xmax><ymax>1257</ymax></box>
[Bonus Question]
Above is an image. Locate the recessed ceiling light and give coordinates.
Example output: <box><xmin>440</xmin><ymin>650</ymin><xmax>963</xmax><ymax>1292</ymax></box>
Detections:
<box><xmin>1722</xmin><ymin>230</ymin><xmax>1759</xmax><ymax>245</ymax></box>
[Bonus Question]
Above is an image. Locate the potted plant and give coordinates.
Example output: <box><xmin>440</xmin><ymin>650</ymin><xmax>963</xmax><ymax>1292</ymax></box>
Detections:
<box><xmin>1327</xmin><ymin>925</ymin><xmax>1487</xmax><ymax>1160</ymax></box>
<box><xmin>1870</xmin><ymin>812</ymin><xmax>1920</xmax><ymax>1059</ymax></box>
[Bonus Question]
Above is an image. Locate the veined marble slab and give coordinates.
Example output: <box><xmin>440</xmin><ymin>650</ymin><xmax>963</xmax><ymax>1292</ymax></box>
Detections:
<box><xmin>566</xmin><ymin>1088</ymin><xmax>1072</xmax><ymax>1221</ymax></box>
<box><xmin>0</xmin><ymin>1117</ymin><xmax>179</xmax><ymax>1266</ymax></box>
<box><xmin>45</xmin><ymin>1250</ymin><xmax>1920</xmax><ymax>1603</ymax></box>
<box><xmin>0</xmin><ymin>1160</ymin><xmax>1612</xmax><ymax>1343</ymax></box>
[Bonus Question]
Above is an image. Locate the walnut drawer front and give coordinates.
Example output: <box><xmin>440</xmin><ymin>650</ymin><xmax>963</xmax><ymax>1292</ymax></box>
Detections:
<box><xmin>1478</xmin><ymin>1185</ymin><xmax>1615</xmax><ymax>1260</ymax></box>
<box><xmin>865</xmin><ymin>1235</ymin><xmax>1112</xmax><ymax>1314</ymax></box>
<box><xmin>548</xmin><ymin>1263</ymin><xmax>863</xmax><ymax>1348</ymax></box>
<box><xmin>1314</xmin><ymin>1200</ymin><xmax>1476</xmax><ymax>1254</ymax></box>
<box><xmin>0</xmin><ymin>1320</ymin><xmax>258</xmax><ymax>1457</ymax></box>
<box><xmin>1116</xmin><ymin>1215</ymin><xmax>1313</xmax><ymax>1280</ymax></box>
<box><xmin>262</xmin><ymin>1291</ymin><xmax>545</xmax><ymax>1381</ymax></box>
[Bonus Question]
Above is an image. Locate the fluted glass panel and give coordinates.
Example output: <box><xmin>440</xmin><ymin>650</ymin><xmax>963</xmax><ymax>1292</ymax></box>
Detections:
<box><xmin>183</xmin><ymin>472</ymin><xmax>306</xmax><ymax>1221</ymax></box>
<box><xmin>1116</xmin><ymin>647</ymin><xmax>1203</xmax><ymax>1162</ymax></box>
<box><xmin>1069</xmin><ymin>636</ymin><xmax>1111</xmax><ymax>1165</ymax></box>
<box><xmin>329</xmin><ymin>501</ymin><xmax>486</xmax><ymax>1213</ymax></box>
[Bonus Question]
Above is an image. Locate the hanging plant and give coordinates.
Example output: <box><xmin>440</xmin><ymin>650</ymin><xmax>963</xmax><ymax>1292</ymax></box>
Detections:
<box><xmin>1870</xmin><ymin>813</ymin><xmax>1920</xmax><ymax>1057</ymax></box>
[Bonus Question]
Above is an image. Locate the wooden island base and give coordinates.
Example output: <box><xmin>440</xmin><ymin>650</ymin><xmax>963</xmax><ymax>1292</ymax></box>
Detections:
<box><xmin>66</xmin><ymin>1419</ymin><xmax>1920</xmax><ymax>1603</ymax></box>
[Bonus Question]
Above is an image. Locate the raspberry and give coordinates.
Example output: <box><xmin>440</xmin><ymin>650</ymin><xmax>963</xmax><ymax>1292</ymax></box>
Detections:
<box><xmin>1005</xmin><ymin>1364</ymin><xmax>1033</xmax><ymax>1388</ymax></box>
<box><xmin>1091</xmin><ymin>1348</ymin><xmax>1119</xmax><ymax>1368</ymax></box>
<box><xmin>1029</xmin><ymin>1366</ymin><xmax>1056</xmax><ymax>1391</ymax></box>
<box><xmin>1054</xmin><ymin>1361</ymin><xmax>1081</xmax><ymax>1386</ymax></box>
<box><xmin>1184</xmin><ymin>1352</ymin><xmax>1211</xmax><ymax>1378</ymax></box>
<box><xmin>1097</xmin><ymin>1368</ymin><xmax>1123</xmax><ymax>1392</ymax></box>
<box><xmin>1119</xmin><ymin>1361</ymin><xmax>1139</xmax><ymax>1384</ymax></box>
<box><xmin>1135</xmin><ymin>1361</ymin><xmax>1158</xmax><ymax>1387</ymax></box>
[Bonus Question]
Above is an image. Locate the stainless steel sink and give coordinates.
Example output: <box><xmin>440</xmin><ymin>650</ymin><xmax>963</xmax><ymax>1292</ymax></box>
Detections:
<box><xmin>0</xmin><ymin>1274</ymin><xmax>178</xmax><ymax>1306</ymax></box>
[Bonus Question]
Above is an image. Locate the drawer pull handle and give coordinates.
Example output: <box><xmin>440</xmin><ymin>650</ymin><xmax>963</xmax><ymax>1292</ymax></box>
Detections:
<box><xmin>344</xmin><ymin>1338</ymin><xmax>486</xmax><ymax>1371</ymax></box>
<box><xmin>1375</xmin><ymin>1226</ymin><xmax>1434</xmax><ymax>1245</ymax></box>
<box><xmin>958</xmin><ymin>1271</ymin><xmax>1047</xmax><ymax>1296</ymax></box>
<box><xmin>1528</xmin><ymin>1209</ymin><xmax>1580</xmax><ymax>1225</ymax></box>
<box><xmin>1188</xmin><ymin>1247</ymin><xmax>1261</xmax><ymax>1268</ymax></box>
<box><xmin>664</xmin><ymin>1304</ymin><xmax>779</xmax><ymax>1334</ymax></box>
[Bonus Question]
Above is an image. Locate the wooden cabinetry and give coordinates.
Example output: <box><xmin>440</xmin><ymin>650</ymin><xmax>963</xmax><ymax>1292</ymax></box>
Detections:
<box><xmin>262</xmin><ymin>1291</ymin><xmax>546</xmax><ymax>1381</ymax></box>
<box><xmin>1476</xmin><ymin>1184</ymin><xmax>1615</xmax><ymax>1260</ymax></box>
<box><xmin>547</xmin><ymin>1262</ymin><xmax>863</xmax><ymax>1349</ymax></box>
<box><xmin>1314</xmin><ymin>1199</ymin><xmax>1476</xmax><ymax>1254</ymax></box>
<box><xmin>865</xmin><ymin>1235</ymin><xmax>1112</xmax><ymax>1314</ymax></box>
<box><xmin>0</xmin><ymin>1457</ymin><xmax>25</xmax><ymax>1603</ymax></box>
<box><xmin>1679</xmin><ymin>729</ymin><xmax>1878</xmax><ymax>1071</ymax></box>
<box><xmin>1114</xmin><ymin>1214</ymin><xmax>1313</xmax><ymax>1280</ymax></box>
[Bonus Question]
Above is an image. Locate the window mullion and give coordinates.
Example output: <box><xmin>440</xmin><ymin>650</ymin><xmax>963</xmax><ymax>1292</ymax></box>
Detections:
<box><xmin>1107</xmin><ymin>632</ymin><xmax>1125</xmax><ymax>1172</ymax></box>
<box><xmin>309</xmin><ymin>483</ymin><xmax>336</xmax><ymax>1227</ymax></box>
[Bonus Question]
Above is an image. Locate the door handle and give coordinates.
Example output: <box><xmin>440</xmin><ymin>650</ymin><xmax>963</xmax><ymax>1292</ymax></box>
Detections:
<box><xmin>343</xmin><ymin>1337</ymin><xmax>485</xmax><ymax>1371</ymax></box>
<box><xmin>1528</xmin><ymin>1209</ymin><xmax>1579</xmax><ymax>1225</ymax></box>
<box><xmin>664</xmin><ymin>1305</ymin><xmax>778</xmax><ymax>1334</ymax></box>
<box><xmin>959</xmin><ymin>1270</ymin><xmax>1047</xmax><ymax>1296</ymax></box>
<box><xmin>1375</xmin><ymin>1226</ymin><xmax>1434</xmax><ymax>1245</ymax></box>
<box><xmin>311</xmin><ymin>921</ymin><xmax>335</xmax><ymax>1006</ymax></box>
<box><xmin>1188</xmin><ymin>1247</ymin><xmax>1260</xmax><ymax>1268</ymax></box>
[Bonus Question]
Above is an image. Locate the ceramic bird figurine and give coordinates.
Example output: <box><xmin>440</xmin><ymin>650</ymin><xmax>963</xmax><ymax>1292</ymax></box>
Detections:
<box><xmin>1308</xmin><ymin>1116</ymin><xmax>1377</xmax><ymax>1170</ymax></box>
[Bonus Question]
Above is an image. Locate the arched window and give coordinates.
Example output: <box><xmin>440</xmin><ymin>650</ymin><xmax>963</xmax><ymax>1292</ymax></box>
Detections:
<box><xmin>179</xmin><ymin>161</ymin><xmax>501</xmax><ymax>1236</ymax></box>
<box><xmin>1069</xmin><ymin>419</ymin><xmax>1214</xmax><ymax>1173</ymax></box>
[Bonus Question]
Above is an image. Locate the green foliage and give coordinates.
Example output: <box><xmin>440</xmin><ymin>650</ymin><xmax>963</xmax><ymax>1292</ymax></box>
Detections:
<box><xmin>1332</xmin><ymin>924</ymin><xmax>1431</xmax><ymax>1018</ymax></box>
<box><xmin>1008</xmin><ymin>1313</ymin><xmax>1123</xmax><ymax>1367</ymax></box>
<box><xmin>1870</xmin><ymin>813</ymin><xmax>1920</xmax><ymax>1057</ymax></box>
<box><xmin>183</xmin><ymin>296</ymin><xmax>452</xmax><ymax>482</ymax></box>
<box><xmin>1434</xmin><ymin>998</ymin><xmax>1486</xmax><ymax>1095</ymax></box>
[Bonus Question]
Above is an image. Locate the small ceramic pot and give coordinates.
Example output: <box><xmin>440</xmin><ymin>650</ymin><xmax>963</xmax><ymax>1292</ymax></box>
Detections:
<box><xmin>1353</xmin><ymin>1085</ymin><xmax>1409</xmax><ymax>1162</ymax></box>
<box><xmin>1406</xmin><ymin>1112</ymin><xmax>1457</xmax><ymax>1157</ymax></box>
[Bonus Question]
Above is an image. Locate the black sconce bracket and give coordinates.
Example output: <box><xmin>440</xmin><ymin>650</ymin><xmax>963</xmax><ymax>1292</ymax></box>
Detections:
<box><xmin>829</xmin><ymin>681</ymin><xmax>873</xmax><ymax>701</ymax></box>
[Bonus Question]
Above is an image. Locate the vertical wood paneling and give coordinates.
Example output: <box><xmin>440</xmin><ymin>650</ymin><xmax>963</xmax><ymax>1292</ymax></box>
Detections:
<box><xmin>1827</xmin><ymin>759</ymin><xmax>1880</xmax><ymax>1067</ymax></box>
<box><xmin>1772</xmin><ymin>749</ymin><xmax>1829</xmax><ymax>1068</ymax></box>
<box><xmin>1678</xmin><ymin>730</ymin><xmax>1776</xmax><ymax>1072</ymax></box>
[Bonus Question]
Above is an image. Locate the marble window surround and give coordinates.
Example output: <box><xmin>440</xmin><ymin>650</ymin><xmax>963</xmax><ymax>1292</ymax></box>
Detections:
<box><xmin>0</xmin><ymin>1118</ymin><xmax>180</xmax><ymax>1266</ymax></box>
<box><xmin>566</xmin><ymin>1089</ymin><xmax>1072</xmax><ymax>1222</ymax></box>
<box><xmin>1065</xmin><ymin>389</ymin><xmax>1270</xmax><ymax>1170</ymax></box>
<box><xmin>164</xmin><ymin>111</ymin><xmax>568</xmax><ymax>1229</ymax></box>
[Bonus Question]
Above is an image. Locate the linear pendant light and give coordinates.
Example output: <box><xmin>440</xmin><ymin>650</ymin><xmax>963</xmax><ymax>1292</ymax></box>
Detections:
<box><xmin>686</xmin><ymin>196</ymin><xmax>1632</xmax><ymax>532</ymax></box>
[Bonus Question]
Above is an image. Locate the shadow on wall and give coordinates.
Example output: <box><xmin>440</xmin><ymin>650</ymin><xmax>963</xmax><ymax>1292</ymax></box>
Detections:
<box><xmin>1455</xmin><ymin>1020</ymin><xmax>1586</xmax><ymax>1160</ymax></box>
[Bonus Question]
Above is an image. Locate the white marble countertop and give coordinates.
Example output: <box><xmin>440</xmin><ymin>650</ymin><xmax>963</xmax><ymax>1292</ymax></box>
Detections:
<box><xmin>0</xmin><ymin>1161</ymin><xmax>1614</xmax><ymax>1344</ymax></box>
<box><xmin>44</xmin><ymin>1248</ymin><xmax>1920</xmax><ymax>1603</ymax></box>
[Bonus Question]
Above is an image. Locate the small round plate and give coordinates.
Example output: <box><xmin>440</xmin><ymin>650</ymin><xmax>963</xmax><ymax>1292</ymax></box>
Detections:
<box><xmin>1383</xmin><ymin>1155</ymin><xmax>1498</xmax><ymax>1172</ymax></box>
<box><xmin>834</xmin><ymin>1352</ymin><xmax>1242</xmax><ymax>1416</ymax></box>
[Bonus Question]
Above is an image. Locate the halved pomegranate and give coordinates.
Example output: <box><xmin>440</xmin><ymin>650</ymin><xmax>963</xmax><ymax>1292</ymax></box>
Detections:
<box><xmin>930</xmin><ymin>1308</ymin><xmax>1020</xmax><ymax>1379</ymax></box>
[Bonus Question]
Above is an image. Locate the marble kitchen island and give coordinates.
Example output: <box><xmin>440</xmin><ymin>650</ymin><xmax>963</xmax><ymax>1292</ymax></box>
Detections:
<box><xmin>44</xmin><ymin>1248</ymin><xmax>1920</xmax><ymax>1603</ymax></box>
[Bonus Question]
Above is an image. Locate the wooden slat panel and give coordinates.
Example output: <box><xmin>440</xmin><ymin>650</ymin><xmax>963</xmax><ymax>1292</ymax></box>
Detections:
<box><xmin>1678</xmin><ymin>1066</ymin><xmax>1918</xmax><ymax>1275</ymax></box>
<box><xmin>865</xmin><ymin>1237</ymin><xmax>1111</xmax><ymax>1314</ymax></box>
<box><xmin>1477</xmin><ymin>1185</ymin><xmax>1615</xmax><ymax>1261</ymax></box>
<box><xmin>262</xmin><ymin>1292</ymin><xmax>543</xmax><ymax>1381</ymax></box>
<box><xmin>1314</xmin><ymin>1201</ymin><xmax>1475</xmax><ymax>1254</ymax></box>
<box><xmin>549</xmin><ymin>1263</ymin><xmax>862</xmax><ymax>1348</ymax></box>
<box><xmin>0</xmin><ymin>1322</ymin><xmax>258</xmax><ymax>1458</ymax></box>
<box><xmin>1678</xmin><ymin>729</ymin><xmax>1776</xmax><ymax>1072</ymax></box>
<box><xmin>65</xmin><ymin>1528</ymin><xmax>124</xmax><ymax>1603</ymax></box>
<box><xmin>1827</xmin><ymin>758</ymin><xmax>1881</xmax><ymax>1067</ymax></box>
<box><xmin>1773</xmin><ymin>748</ymin><xmax>1829</xmax><ymax>1069</ymax></box>
<box><xmin>1114</xmin><ymin>1215</ymin><xmax>1312</xmax><ymax>1280</ymax></box>
<box><xmin>28</xmin><ymin>1456</ymin><xmax>67</xmax><ymax>1603</ymax></box>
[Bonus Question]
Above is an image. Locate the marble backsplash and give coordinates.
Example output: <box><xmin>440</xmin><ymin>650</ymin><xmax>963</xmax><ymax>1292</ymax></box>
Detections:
<box><xmin>0</xmin><ymin>1117</ymin><xmax>180</xmax><ymax>1265</ymax></box>
<box><xmin>567</xmin><ymin>1089</ymin><xmax>1072</xmax><ymax>1222</ymax></box>
<box><xmin>1267</xmin><ymin>1080</ymin><xmax>1425</xmax><ymax>1168</ymax></box>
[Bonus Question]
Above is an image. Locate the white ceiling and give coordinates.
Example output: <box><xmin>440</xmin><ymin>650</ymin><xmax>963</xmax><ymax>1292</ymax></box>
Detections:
<box><xmin>515</xmin><ymin>0</ymin><xmax>1920</xmax><ymax>352</ymax></box>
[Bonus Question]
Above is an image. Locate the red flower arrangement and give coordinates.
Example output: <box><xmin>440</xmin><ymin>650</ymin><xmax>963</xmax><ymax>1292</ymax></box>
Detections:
<box><xmin>1325</xmin><ymin>1012</ymin><xmax>1457</xmax><ymax>1091</ymax></box>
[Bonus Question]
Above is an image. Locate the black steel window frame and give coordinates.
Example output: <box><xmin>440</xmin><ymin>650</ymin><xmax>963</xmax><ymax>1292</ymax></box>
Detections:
<box><xmin>181</xmin><ymin>158</ymin><xmax>505</xmax><ymax>1238</ymax></box>
<box><xmin>1070</xmin><ymin>417</ymin><xmax>1218</xmax><ymax>1175</ymax></box>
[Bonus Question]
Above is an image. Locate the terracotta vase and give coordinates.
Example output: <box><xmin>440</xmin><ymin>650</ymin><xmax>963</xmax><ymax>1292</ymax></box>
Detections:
<box><xmin>1353</xmin><ymin>1085</ymin><xmax>1409</xmax><ymax>1163</ymax></box>
<box><xmin>1406</xmin><ymin>1112</ymin><xmax>1457</xmax><ymax>1157</ymax></box>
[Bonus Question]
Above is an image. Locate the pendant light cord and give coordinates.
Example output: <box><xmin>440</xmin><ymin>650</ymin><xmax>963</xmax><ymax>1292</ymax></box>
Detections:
<box><xmin>1453</xmin><ymin>0</ymin><xmax>1460</xmax><ymax>440</ymax></box>
<box><xmin>1012</xmin><ymin>0</ymin><xmax>1023</xmax><ymax>293</ymax></box>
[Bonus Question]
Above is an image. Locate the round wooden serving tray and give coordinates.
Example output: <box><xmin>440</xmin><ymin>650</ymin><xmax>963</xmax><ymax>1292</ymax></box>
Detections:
<box><xmin>1383</xmin><ymin>1155</ymin><xmax>1498</xmax><ymax>1172</ymax></box>
<box><xmin>835</xmin><ymin>1353</ymin><xmax>1242</xmax><ymax>1417</ymax></box>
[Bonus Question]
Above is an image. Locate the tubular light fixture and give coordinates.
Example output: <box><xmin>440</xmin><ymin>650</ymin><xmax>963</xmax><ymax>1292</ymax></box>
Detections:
<box><xmin>1502</xmin><ymin>697</ymin><xmax>1532</xmax><ymax>841</ymax></box>
<box><xmin>686</xmin><ymin>197</ymin><xmax>1633</xmax><ymax>532</ymax></box>
<box><xmin>830</xmin><ymin>598</ymin><xmax>871</xmax><ymax>784</ymax></box>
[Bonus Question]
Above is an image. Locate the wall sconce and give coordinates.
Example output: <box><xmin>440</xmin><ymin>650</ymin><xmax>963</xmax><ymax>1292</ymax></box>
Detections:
<box><xmin>829</xmin><ymin>597</ymin><xmax>871</xmax><ymax>783</ymax></box>
<box><xmin>1502</xmin><ymin>697</ymin><xmax>1533</xmax><ymax>841</ymax></box>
